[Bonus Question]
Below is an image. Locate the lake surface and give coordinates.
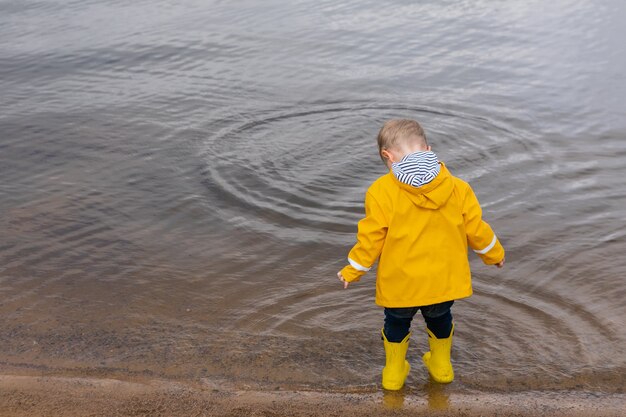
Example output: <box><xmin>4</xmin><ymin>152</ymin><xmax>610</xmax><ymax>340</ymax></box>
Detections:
<box><xmin>1</xmin><ymin>0</ymin><xmax>625</xmax><ymax>397</ymax></box>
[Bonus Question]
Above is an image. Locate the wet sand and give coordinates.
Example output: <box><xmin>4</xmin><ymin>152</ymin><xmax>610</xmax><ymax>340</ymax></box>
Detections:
<box><xmin>1</xmin><ymin>373</ymin><xmax>623</xmax><ymax>417</ymax></box>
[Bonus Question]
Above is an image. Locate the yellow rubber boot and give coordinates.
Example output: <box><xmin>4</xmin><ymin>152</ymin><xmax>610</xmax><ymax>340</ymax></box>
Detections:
<box><xmin>381</xmin><ymin>329</ymin><xmax>411</xmax><ymax>390</ymax></box>
<box><xmin>422</xmin><ymin>323</ymin><xmax>454</xmax><ymax>383</ymax></box>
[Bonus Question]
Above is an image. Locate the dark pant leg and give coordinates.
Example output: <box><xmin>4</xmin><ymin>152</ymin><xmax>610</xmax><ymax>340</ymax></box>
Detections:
<box><xmin>383</xmin><ymin>307</ymin><xmax>419</xmax><ymax>343</ymax></box>
<box><xmin>420</xmin><ymin>300</ymin><xmax>454</xmax><ymax>339</ymax></box>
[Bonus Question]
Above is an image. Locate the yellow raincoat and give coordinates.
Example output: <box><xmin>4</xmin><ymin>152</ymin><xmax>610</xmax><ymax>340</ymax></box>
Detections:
<box><xmin>340</xmin><ymin>162</ymin><xmax>504</xmax><ymax>307</ymax></box>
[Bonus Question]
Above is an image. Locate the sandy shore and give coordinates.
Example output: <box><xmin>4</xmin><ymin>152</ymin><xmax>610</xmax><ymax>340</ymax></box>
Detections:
<box><xmin>1</xmin><ymin>374</ymin><xmax>623</xmax><ymax>417</ymax></box>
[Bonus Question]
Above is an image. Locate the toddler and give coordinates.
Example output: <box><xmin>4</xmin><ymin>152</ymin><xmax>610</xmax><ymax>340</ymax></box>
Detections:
<box><xmin>337</xmin><ymin>119</ymin><xmax>505</xmax><ymax>390</ymax></box>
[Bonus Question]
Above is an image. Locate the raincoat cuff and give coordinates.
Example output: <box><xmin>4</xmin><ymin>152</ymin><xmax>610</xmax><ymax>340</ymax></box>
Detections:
<box><xmin>478</xmin><ymin>240</ymin><xmax>505</xmax><ymax>265</ymax></box>
<box><xmin>340</xmin><ymin>265</ymin><xmax>364</xmax><ymax>283</ymax></box>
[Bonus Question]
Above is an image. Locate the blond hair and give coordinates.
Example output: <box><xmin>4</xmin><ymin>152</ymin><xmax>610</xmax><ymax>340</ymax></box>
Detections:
<box><xmin>377</xmin><ymin>119</ymin><xmax>427</xmax><ymax>162</ymax></box>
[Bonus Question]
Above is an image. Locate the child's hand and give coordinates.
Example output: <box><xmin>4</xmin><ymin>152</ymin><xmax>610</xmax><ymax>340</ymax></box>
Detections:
<box><xmin>337</xmin><ymin>271</ymin><xmax>349</xmax><ymax>289</ymax></box>
<box><xmin>495</xmin><ymin>257</ymin><xmax>505</xmax><ymax>268</ymax></box>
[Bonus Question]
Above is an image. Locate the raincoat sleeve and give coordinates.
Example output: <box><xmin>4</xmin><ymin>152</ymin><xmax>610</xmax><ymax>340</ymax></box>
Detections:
<box><xmin>463</xmin><ymin>184</ymin><xmax>505</xmax><ymax>264</ymax></box>
<box><xmin>339</xmin><ymin>191</ymin><xmax>388</xmax><ymax>282</ymax></box>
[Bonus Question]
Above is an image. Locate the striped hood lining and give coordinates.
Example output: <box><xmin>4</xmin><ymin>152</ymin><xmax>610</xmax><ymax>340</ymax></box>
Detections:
<box><xmin>391</xmin><ymin>151</ymin><xmax>441</xmax><ymax>188</ymax></box>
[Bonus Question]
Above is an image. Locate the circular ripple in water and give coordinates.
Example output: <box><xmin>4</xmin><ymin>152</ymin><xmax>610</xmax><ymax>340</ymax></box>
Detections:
<box><xmin>201</xmin><ymin>100</ymin><xmax>539</xmax><ymax>244</ymax></box>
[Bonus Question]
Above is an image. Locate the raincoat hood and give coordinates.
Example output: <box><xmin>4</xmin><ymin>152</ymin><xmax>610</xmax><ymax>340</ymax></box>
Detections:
<box><xmin>392</xmin><ymin>158</ymin><xmax>454</xmax><ymax>210</ymax></box>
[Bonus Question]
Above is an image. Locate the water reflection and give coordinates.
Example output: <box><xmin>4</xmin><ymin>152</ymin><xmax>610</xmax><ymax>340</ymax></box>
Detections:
<box><xmin>381</xmin><ymin>381</ymin><xmax>450</xmax><ymax>411</ymax></box>
<box><xmin>382</xmin><ymin>389</ymin><xmax>405</xmax><ymax>410</ymax></box>
<box><xmin>424</xmin><ymin>381</ymin><xmax>450</xmax><ymax>411</ymax></box>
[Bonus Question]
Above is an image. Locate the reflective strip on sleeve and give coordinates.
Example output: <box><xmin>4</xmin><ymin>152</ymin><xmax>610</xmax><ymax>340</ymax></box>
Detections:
<box><xmin>473</xmin><ymin>235</ymin><xmax>497</xmax><ymax>255</ymax></box>
<box><xmin>348</xmin><ymin>258</ymin><xmax>371</xmax><ymax>272</ymax></box>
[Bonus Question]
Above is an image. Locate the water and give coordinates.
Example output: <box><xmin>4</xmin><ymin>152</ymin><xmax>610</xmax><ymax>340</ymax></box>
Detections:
<box><xmin>1</xmin><ymin>0</ymin><xmax>625</xmax><ymax>397</ymax></box>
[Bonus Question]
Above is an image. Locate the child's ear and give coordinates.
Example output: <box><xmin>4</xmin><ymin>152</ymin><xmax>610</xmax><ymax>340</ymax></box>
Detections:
<box><xmin>381</xmin><ymin>149</ymin><xmax>392</xmax><ymax>162</ymax></box>
<box><xmin>427</xmin><ymin>145</ymin><xmax>432</xmax><ymax>151</ymax></box>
